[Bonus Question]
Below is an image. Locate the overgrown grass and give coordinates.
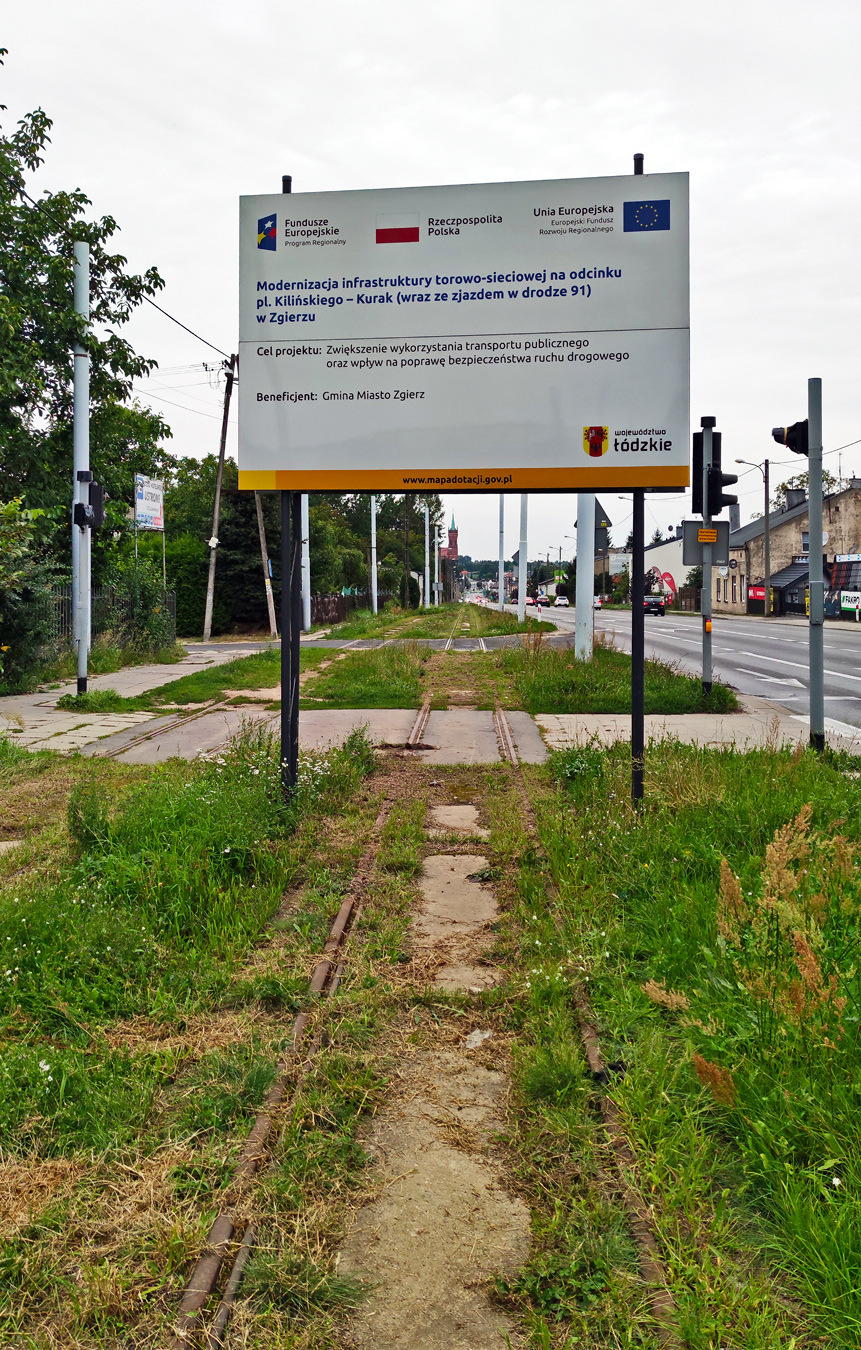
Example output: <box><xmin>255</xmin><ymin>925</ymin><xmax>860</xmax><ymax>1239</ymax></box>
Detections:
<box><xmin>529</xmin><ymin>741</ymin><xmax>861</xmax><ymax>1345</ymax></box>
<box><xmin>301</xmin><ymin>643</ymin><xmax>430</xmax><ymax>709</ymax></box>
<box><xmin>500</xmin><ymin>640</ymin><xmax>738</xmax><ymax>714</ymax></box>
<box><xmin>55</xmin><ymin>647</ymin><xmax>327</xmax><ymax>713</ymax></box>
<box><xmin>331</xmin><ymin>601</ymin><xmax>554</xmax><ymax>641</ymax></box>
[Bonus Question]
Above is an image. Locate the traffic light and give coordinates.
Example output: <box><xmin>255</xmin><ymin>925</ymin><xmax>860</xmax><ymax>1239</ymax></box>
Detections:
<box><xmin>772</xmin><ymin>420</ymin><xmax>809</xmax><ymax>456</ymax></box>
<box><xmin>692</xmin><ymin>431</ymin><xmax>703</xmax><ymax>514</ymax></box>
<box><xmin>707</xmin><ymin>464</ymin><xmax>738</xmax><ymax>517</ymax></box>
<box><xmin>89</xmin><ymin>481</ymin><xmax>108</xmax><ymax>528</ymax></box>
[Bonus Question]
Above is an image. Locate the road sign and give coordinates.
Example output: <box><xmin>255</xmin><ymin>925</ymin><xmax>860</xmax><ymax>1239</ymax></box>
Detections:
<box><xmin>135</xmin><ymin>475</ymin><xmax>164</xmax><ymax>531</ymax></box>
<box><xmin>238</xmin><ymin>173</ymin><xmax>690</xmax><ymax>492</ymax></box>
<box><xmin>682</xmin><ymin>519</ymin><xmax>729</xmax><ymax>565</ymax></box>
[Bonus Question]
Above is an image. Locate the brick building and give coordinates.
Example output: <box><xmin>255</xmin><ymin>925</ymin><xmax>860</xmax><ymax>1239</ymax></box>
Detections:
<box><xmin>714</xmin><ymin>480</ymin><xmax>861</xmax><ymax>615</ymax></box>
<box><xmin>439</xmin><ymin>514</ymin><xmax>458</xmax><ymax>562</ymax></box>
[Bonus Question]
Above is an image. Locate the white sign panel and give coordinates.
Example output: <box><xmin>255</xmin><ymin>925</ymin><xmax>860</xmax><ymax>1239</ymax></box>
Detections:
<box><xmin>841</xmin><ymin>591</ymin><xmax>861</xmax><ymax>610</ymax></box>
<box><xmin>135</xmin><ymin>475</ymin><xmax>164</xmax><ymax>531</ymax></box>
<box><xmin>238</xmin><ymin>174</ymin><xmax>689</xmax><ymax>492</ymax></box>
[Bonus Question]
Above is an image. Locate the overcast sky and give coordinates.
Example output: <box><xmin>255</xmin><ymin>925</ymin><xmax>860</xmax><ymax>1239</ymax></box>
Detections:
<box><xmin>4</xmin><ymin>0</ymin><xmax>860</xmax><ymax>560</ymax></box>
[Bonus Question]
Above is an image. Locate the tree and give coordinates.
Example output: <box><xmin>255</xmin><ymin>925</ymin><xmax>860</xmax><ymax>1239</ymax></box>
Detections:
<box><xmin>771</xmin><ymin>470</ymin><xmax>840</xmax><ymax>514</ymax></box>
<box><xmin>0</xmin><ymin>62</ymin><xmax>172</xmax><ymax>577</ymax></box>
<box><xmin>650</xmin><ymin>528</ymin><xmax>664</xmax><ymax>545</ymax></box>
<box><xmin>685</xmin><ymin>566</ymin><xmax>703</xmax><ymax>589</ymax></box>
<box><xmin>0</xmin><ymin>498</ymin><xmax>56</xmax><ymax>689</ymax></box>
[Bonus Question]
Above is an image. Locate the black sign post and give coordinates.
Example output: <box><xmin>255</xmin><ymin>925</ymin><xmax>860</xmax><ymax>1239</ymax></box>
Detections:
<box><xmin>280</xmin><ymin>174</ymin><xmax>301</xmax><ymax>797</ymax></box>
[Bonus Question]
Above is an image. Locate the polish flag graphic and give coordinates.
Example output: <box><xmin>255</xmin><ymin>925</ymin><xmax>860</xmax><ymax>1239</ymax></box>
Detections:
<box><xmin>376</xmin><ymin>213</ymin><xmax>420</xmax><ymax>244</ymax></box>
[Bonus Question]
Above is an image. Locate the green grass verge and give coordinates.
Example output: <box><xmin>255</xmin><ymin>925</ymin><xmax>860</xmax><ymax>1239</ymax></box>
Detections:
<box><xmin>330</xmin><ymin>601</ymin><xmax>554</xmax><ymax>641</ymax></box>
<box><xmin>526</xmin><ymin>741</ymin><xmax>861</xmax><ymax>1345</ymax></box>
<box><xmin>55</xmin><ymin>648</ymin><xmax>327</xmax><ymax>714</ymax></box>
<box><xmin>499</xmin><ymin>642</ymin><xmax>738</xmax><ymax>714</ymax></box>
<box><xmin>300</xmin><ymin>644</ymin><xmax>430</xmax><ymax>709</ymax></box>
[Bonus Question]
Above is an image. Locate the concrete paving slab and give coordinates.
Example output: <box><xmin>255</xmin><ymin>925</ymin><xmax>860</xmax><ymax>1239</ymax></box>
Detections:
<box><xmin>427</xmin><ymin>805</ymin><xmax>490</xmax><ymax>839</ymax></box>
<box><xmin>81</xmin><ymin>714</ymin><xmax>186</xmax><ymax>758</ymax></box>
<box><xmin>505</xmin><ymin>710</ymin><xmax>548</xmax><ymax>764</ymax></box>
<box><xmin>296</xmin><ymin>709</ymin><xmax>417</xmax><ymax>750</ymax></box>
<box><xmin>20</xmin><ymin>712</ymin><xmax>154</xmax><ymax>752</ymax></box>
<box><xmin>113</xmin><ymin>708</ymin><xmax>276</xmax><ymax>764</ymax></box>
<box><xmin>413</xmin><ymin>855</ymin><xmax>497</xmax><ymax>944</ymax></box>
<box><xmin>0</xmin><ymin>840</ymin><xmax>21</xmax><ymax>857</ymax></box>
<box><xmin>418</xmin><ymin>711</ymin><xmax>501</xmax><ymax>764</ymax></box>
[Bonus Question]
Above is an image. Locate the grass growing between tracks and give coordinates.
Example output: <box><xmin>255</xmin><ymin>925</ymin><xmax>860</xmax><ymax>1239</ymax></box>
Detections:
<box><xmin>521</xmin><ymin>742</ymin><xmax>861</xmax><ymax>1347</ymax></box>
<box><xmin>330</xmin><ymin>600</ymin><xmax>554</xmax><ymax>641</ymax></box>
<box><xmin>300</xmin><ymin>641</ymin><xmax>431</xmax><ymax>709</ymax></box>
<box><xmin>0</xmin><ymin>724</ymin><xmax>383</xmax><ymax>1345</ymax></box>
<box><xmin>499</xmin><ymin>639</ymin><xmax>738</xmax><ymax>714</ymax></box>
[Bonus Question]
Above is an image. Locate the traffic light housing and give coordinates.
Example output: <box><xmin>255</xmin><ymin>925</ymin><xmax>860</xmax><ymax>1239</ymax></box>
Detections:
<box><xmin>692</xmin><ymin>431</ymin><xmax>703</xmax><ymax>514</ymax></box>
<box><xmin>772</xmin><ymin>420</ymin><xmax>809</xmax><ymax>456</ymax></box>
<box><xmin>88</xmin><ymin>481</ymin><xmax>108</xmax><ymax>528</ymax></box>
<box><xmin>707</xmin><ymin>464</ymin><xmax>738</xmax><ymax>517</ymax></box>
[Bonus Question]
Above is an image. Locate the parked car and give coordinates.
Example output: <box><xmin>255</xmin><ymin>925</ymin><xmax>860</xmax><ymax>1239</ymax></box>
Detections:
<box><xmin>554</xmin><ymin>595</ymin><xmax>569</xmax><ymax>607</ymax></box>
<box><xmin>644</xmin><ymin>594</ymin><xmax>666</xmax><ymax>615</ymax></box>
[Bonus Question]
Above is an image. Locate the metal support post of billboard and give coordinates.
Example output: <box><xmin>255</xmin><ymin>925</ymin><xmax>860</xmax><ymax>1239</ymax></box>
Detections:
<box><xmin>424</xmin><ymin>502</ymin><xmax>430</xmax><ymax>607</ymax></box>
<box><xmin>701</xmin><ymin>417</ymin><xmax>715</xmax><ymax>695</ymax></box>
<box><xmin>72</xmin><ymin>242</ymin><xmax>91</xmax><ymax>694</ymax></box>
<box><xmin>574</xmin><ymin>492</ymin><xmax>595</xmax><ymax>660</ymax></box>
<box><xmin>279</xmin><ymin>172</ymin><xmax>301</xmax><ymax>796</ymax></box>
<box><xmin>254</xmin><ymin>491</ymin><xmax>278</xmax><ymax>639</ymax></box>
<box><xmin>517</xmin><ymin>494</ymin><xmax>528</xmax><ymax>623</ymax></box>
<box><xmin>203</xmin><ymin>353</ymin><xmax>237</xmax><ymax>642</ymax></box>
<box><xmin>631</xmin><ymin>489</ymin><xmax>645</xmax><ymax>806</ymax></box>
<box><xmin>300</xmin><ymin>493</ymin><xmax>311</xmax><ymax>631</ymax></box>
<box><xmin>808</xmin><ymin>377</ymin><xmax>825</xmax><ymax>752</ymax></box>
<box><xmin>370</xmin><ymin>494</ymin><xmax>378</xmax><ymax>614</ymax></box>
<box><xmin>498</xmin><ymin>495</ymin><xmax>505</xmax><ymax>610</ymax></box>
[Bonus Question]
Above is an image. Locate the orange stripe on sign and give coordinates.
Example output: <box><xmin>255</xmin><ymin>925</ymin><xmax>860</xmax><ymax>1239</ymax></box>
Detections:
<box><xmin>238</xmin><ymin>467</ymin><xmax>690</xmax><ymax>491</ymax></box>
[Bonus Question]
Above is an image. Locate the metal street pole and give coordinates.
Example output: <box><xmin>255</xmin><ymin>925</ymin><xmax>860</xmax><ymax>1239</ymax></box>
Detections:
<box><xmin>254</xmin><ymin>491</ymin><xmax>278</xmax><ymax>639</ymax></box>
<box><xmin>424</xmin><ymin>501</ymin><xmax>430</xmax><ymax>607</ymax></box>
<box><xmin>434</xmin><ymin>525</ymin><xmax>440</xmax><ymax>606</ymax></box>
<box><xmin>764</xmin><ymin>459</ymin><xmax>771</xmax><ymax>618</ymax></box>
<box><xmin>701</xmin><ymin>416</ymin><xmax>715</xmax><ymax>694</ymax></box>
<box><xmin>300</xmin><ymin>493</ymin><xmax>311</xmax><ymax>631</ymax></box>
<box><xmin>370</xmin><ymin>494</ymin><xmax>378</xmax><ymax>614</ymax></box>
<box><xmin>72</xmin><ymin>242</ymin><xmax>90</xmax><ymax>694</ymax></box>
<box><xmin>808</xmin><ymin>377</ymin><xmax>825</xmax><ymax>752</ymax></box>
<box><xmin>498</xmin><ymin>494</ymin><xmax>505</xmax><ymax>610</ymax></box>
<box><xmin>517</xmin><ymin>493</ymin><xmax>528</xmax><ymax>623</ymax></box>
<box><xmin>203</xmin><ymin>353</ymin><xmax>237</xmax><ymax>641</ymax></box>
<box><xmin>631</xmin><ymin>489</ymin><xmax>645</xmax><ymax>805</ymax></box>
<box><xmin>574</xmin><ymin>493</ymin><xmax>595</xmax><ymax>659</ymax></box>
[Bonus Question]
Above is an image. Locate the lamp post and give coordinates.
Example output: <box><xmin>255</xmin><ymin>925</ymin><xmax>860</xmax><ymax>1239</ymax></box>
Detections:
<box><xmin>736</xmin><ymin>459</ymin><xmax>770</xmax><ymax>617</ymax></box>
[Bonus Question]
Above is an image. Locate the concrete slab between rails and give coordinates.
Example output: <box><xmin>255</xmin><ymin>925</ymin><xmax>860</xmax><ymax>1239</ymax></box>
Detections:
<box><xmin>504</xmin><ymin>710</ymin><xmax>549</xmax><ymax>763</ymax></box>
<box><xmin>418</xmin><ymin>710</ymin><xmax>501</xmax><ymax>764</ymax></box>
<box><xmin>535</xmin><ymin>695</ymin><xmax>861</xmax><ymax>754</ymax></box>
<box><xmin>298</xmin><ymin>708</ymin><xmax>418</xmax><ymax>750</ymax></box>
<box><xmin>106</xmin><ymin>708</ymin><xmax>277</xmax><ymax>764</ymax></box>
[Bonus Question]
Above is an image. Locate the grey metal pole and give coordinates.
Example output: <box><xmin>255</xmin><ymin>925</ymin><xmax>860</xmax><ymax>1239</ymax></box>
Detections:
<box><xmin>701</xmin><ymin>417</ymin><xmax>715</xmax><ymax>694</ymax></box>
<box><xmin>631</xmin><ymin>489</ymin><xmax>645</xmax><ymax>805</ymax></box>
<box><xmin>72</xmin><ymin>242</ymin><xmax>90</xmax><ymax>694</ymax></box>
<box><xmin>517</xmin><ymin>493</ymin><xmax>528</xmax><ymax>623</ymax></box>
<box><xmin>202</xmin><ymin>354</ymin><xmax>236</xmax><ymax>640</ymax></box>
<box><xmin>254</xmin><ymin>491</ymin><xmax>278</xmax><ymax>639</ymax></box>
<box><xmin>424</xmin><ymin>502</ymin><xmax>430</xmax><ymax>607</ymax></box>
<box><xmin>498</xmin><ymin>494</ymin><xmax>505</xmax><ymax>610</ymax></box>
<box><xmin>370</xmin><ymin>496</ymin><xmax>378</xmax><ymax>613</ymax></box>
<box><xmin>764</xmin><ymin>459</ymin><xmax>771</xmax><ymax>618</ymax></box>
<box><xmin>370</xmin><ymin>494</ymin><xmax>378</xmax><ymax>614</ymax></box>
<box><xmin>574</xmin><ymin>493</ymin><xmax>595</xmax><ymax>659</ymax></box>
<box><xmin>300</xmin><ymin>492</ymin><xmax>311</xmax><ymax>631</ymax></box>
<box><xmin>808</xmin><ymin>377</ymin><xmax>825</xmax><ymax>752</ymax></box>
<box><xmin>434</xmin><ymin>526</ymin><xmax>440</xmax><ymax>606</ymax></box>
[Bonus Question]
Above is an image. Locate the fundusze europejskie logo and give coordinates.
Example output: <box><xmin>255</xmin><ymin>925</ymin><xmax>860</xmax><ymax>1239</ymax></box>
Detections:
<box><xmin>258</xmin><ymin>215</ymin><xmax>277</xmax><ymax>251</ymax></box>
<box><xmin>623</xmin><ymin>200</ymin><xmax>670</xmax><ymax>232</ymax></box>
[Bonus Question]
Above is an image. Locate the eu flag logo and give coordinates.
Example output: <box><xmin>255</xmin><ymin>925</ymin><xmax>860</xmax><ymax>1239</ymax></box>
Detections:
<box><xmin>257</xmin><ymin>215</ymin><xmax>277</xmax><ymax>251</ymax></box>
<box><xmin>623</xmin><ymin>200</ymin><xmax>670</xmax><ymax>232</ymax></box>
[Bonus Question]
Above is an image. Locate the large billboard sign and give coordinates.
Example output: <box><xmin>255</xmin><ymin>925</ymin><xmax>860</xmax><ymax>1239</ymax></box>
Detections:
<box><xmin>238</xmin><ymin>173</ymin><xmax>689</xmax><ymax>492</ymax></box>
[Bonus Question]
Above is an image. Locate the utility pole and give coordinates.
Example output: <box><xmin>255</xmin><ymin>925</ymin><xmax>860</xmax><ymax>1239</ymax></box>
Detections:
<box><xmin>517</xmin><ymin>494</ymin><xmax>528</xmax><ymax>623</ymax></box>
<box><xmin>301</xmin><ymin>492</ymin><xmax>311</xmax><ymax>631</ymax></box>
<box><xmin>202</xmin><ymin>353</ymin><xmax>237</xmax><ymax>641</ymax></box>
<box><xmin>424</xmin><ymin>501</ymin><xmax>430</xmax><ymax>607</ymax></box>
<box><xmin>498</xmin><ymin>494</ymin><xmax>505</xmax><ymax>610</ymax></box>
<box><xmin>807</xmin><ymin>378</ymin><xmax>825</xmax><ymax>751</ymax></box>
<box><xmin>254</xmin><ymin>491</ymin><xmax>278</xmax><ymax>639</ymax></box>
<box><xmin>434</xmin><ymin>524</ymin><xmax>440</xmax><ymax>606</ymax></box>
<box><xmin>575</xmin><ymin>493</ymin><xmax>595</xmax><ymax>659</ymax></box>
<box><xmin>370</xmin><ymin>494</ymin><xmax>378</xmax><ymax>614</ymax></box>
<box><xmin>735</xmin><ymin>457</ymin><xmax>770</xmax><ymax>616</ymax></box>
<box><xmin>72</xmin><ymin>242</ymin><xmax>91</xmax><ymax>693</ymax></box>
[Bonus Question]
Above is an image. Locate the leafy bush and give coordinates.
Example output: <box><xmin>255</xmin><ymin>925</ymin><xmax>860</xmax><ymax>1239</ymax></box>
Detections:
<box><xmin>0</xmin><ymin>499</ymin><xmax>57</xmax><ymax>691</ymax></box>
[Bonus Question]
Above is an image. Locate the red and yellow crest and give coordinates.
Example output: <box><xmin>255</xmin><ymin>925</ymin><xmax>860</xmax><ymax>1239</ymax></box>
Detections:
<box><xmin>583</xmin><ymin>426</ymin><xmax>609</xmax><ymax>457</ymax></box>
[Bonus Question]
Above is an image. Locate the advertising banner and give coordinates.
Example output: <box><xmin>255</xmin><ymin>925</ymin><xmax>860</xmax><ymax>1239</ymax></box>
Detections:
<box><xmin>841</xmin><ymin>591</ymin><xmax>861</xmax><ymax>610</ymax></box>
<box><xmin>238</xmin><ymin>173</ymin><xmax>689</xmax><ymax>492</ymax></box>
<box><xmin>135</xmin><ymin>475</ymin><xmax>164</xmax><ymax>531</ymax></box>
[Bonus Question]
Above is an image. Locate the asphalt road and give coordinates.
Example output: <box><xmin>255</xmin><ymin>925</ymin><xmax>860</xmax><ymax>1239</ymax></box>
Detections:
<box><xmin>538</xmin><ymin>605</ymin><xmax>861</xmax><ymax>733</ymax></box>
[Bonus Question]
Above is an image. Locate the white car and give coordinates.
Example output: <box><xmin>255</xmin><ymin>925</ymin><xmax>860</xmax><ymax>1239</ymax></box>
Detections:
<box><xmin>554</xmin><ymin>595</ymin><xmax>569</xmax><ymax>607</ymax></box>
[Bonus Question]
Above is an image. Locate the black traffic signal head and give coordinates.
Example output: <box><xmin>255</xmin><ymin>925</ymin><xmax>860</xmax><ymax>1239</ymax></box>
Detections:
<box><xmin>772</xmin><ymin>419</ymin><xmax>808</xmax><ymax>456</ymax></box>
<box><xmin>707</xmin><ymin>464</ymin><xmax>738</xmax><ymax>517</ymax></box>
<box><xmin>692</xmin><ymin>429</ymin><xmax>723</xmax><ymax>515</ymax></box>
<box><xmin>88</xmin><ymin>481</ymin><xmax>108</xmax><ymax>528</ymax></box>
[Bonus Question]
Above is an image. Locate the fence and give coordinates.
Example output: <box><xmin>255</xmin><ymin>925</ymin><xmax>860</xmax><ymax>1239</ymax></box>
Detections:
<box><xmin>310</xmin><ymin>591</ymin><xmax>395</xmax><ymax>626</ymax></box>
<box><xmin>46</xmin><ymin>585</ymin><xmax>176</xmax><ymax>646</ymax></box>
<box><xmin>673</xmin><ymin>586</ymin><xmax>701</xmax><ymax>612</ymax></box>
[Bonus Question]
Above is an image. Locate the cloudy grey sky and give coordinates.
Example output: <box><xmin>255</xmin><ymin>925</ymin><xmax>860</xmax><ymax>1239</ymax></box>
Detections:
<box><xmin>4</xmin><ymin>0</ymin><xmax>860</xmax><ymax>560</ymax></box>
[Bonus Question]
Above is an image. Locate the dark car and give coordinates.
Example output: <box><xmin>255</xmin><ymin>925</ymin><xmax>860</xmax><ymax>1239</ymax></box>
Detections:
<box><xmin>644</xmin><ymin>594</ymin><xmax>666</xmax><ymax>615</ymax></box>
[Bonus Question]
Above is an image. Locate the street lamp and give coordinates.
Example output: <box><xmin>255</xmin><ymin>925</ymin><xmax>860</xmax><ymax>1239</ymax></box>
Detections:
<box><xmin>736</xmin><ymin>458</ymin><xmax>770</xmax><ymax>617</ymax></box>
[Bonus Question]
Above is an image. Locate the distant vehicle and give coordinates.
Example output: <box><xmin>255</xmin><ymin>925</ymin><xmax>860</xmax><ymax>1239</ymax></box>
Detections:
<box><xmin>592</xmin><ymin>595</ymin><xmax>603</xmax><ymax>609</ymax></box>
<box><xmin>554</xmin><ymin>595</ymin><xmax>569</xmax><ymax>607</ymax></box>
<box><xmin>524</xmin><ymin>595</ymin><xmax>536</xmax><ymax>605</ymax></box>
<box><xmin>644</xmin><ymin>594</ymin><xmax>666</xmax><ymax>615</ymax></box>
